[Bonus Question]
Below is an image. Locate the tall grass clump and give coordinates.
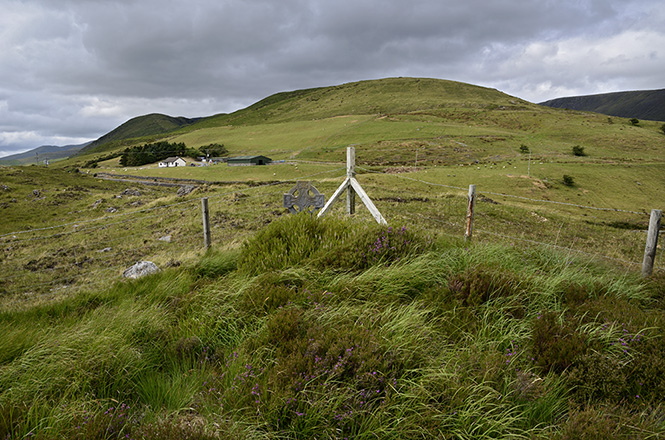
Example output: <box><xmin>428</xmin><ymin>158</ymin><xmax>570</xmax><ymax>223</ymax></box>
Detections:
<box><xmin>237</xmin><ymin>213</ymin><xmax>432</xmax><ymax>274</ymax></box>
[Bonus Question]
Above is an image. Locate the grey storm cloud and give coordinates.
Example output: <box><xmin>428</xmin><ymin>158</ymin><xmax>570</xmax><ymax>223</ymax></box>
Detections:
<box><xmin>1</xmin><ymin>0</ymin><xmax>664</xmax><ymax>156</ymax></box>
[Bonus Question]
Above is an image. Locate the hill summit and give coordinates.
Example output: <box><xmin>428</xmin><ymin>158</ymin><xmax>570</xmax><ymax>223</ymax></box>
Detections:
<box><xmin>78</xmin><ymin>113</ymin><xmax>200</xmax><ymax>155</ymax></box>
<box><xmin>198</xmin><ymin>77</ymin><xmax>532</xmax><ymax>127</ymax></box>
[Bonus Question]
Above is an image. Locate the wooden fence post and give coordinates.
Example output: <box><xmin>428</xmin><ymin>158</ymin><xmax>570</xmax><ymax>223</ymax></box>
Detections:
<box><xmin>642</xmin><ymin>209</ymin><xmax>662</xmax><ymax>277</ymax></box>
<box><xmin>347</xmin><ymin>146</ymin><xmax>356</xmax><ymax>215</ymax></box>
<box><xmin>465</xmin><ymin>184</ymin><xmax>476</xmax><ymax>241</ymax></box>
<box><xmin>202</xmin><ymin>197</ymin><xmax>211</xmax><ymax>250</ymax></box>
<box><xmin>317</xmin><ymin>146</ymin><xmax>386</xmax><ymax>224</ymax></box>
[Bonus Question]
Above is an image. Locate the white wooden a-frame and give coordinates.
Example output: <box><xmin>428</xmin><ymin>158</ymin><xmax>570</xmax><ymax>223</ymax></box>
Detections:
<box><xmin>317</xmin><ymin>147</ymin><xmax>387</xmax><ymax>225</ymax></box>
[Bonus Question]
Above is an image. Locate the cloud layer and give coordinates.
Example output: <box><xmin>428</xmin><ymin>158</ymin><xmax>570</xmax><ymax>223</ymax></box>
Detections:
<box><xmin>1</xmin><ymin>0</ymin><xmax>663</xmax><ymax>156</ymax></box>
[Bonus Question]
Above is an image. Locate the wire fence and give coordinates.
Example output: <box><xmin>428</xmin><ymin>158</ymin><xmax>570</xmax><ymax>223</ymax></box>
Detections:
<box><xmin>356</xmin><ymin>166</ymin><xmax>662</xmax><ymax>270</ymax></box>
<box><xmin>1</xmin><ymin>164</ymin><xmax>662</xmax><ymax>303</ymax></box>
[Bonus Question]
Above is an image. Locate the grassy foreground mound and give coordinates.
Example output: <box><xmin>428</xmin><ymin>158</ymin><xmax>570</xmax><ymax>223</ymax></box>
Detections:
<box><xmin>2</xmin><ymin>214</ymin><xmax>665</xmax><ymax>439</ymax></box>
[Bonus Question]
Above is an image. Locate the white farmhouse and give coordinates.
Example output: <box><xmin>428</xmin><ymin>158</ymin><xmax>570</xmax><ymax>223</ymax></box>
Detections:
<box><xmin>158</xmin><ymin>156</ymin><xmax>186</xmax><ymax>168</ymax></box>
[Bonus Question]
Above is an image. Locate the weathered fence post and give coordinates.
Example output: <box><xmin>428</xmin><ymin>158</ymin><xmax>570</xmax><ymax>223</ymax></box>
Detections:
<box><xmin>465</xmin><ymin>184</ymin><xmax>476</xmax><ymax>241</ymax></box>
<box><xmin>201</xmin><ymin>197</ymin><xmax>211</xmax><ymax>250</ymax></box>
<box><xmin>347</xmin><ymin>146</ymin><xmax>356</xmax><ymax>215</ymax></box>
<box><xmin>642</xmin><ymin>209</ymin><xmax>662</xmax><ymax>277</ymax></box>
<box><xmin>317</xmin><ymin>146</ymin><xmax>386</xmax><ymax>224</ymax></box>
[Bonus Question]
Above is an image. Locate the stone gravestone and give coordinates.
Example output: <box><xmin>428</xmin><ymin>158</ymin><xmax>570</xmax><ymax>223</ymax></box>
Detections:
<box><xmin>283</xmin><ymin>181</ymin><xmax>325</xmax><ymax>214</ymax></box>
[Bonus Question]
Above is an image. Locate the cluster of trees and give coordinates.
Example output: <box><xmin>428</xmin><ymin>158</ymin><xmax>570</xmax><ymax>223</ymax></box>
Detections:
<box><xmin>83</xmin><ymin>142</ymin><xmax>228</xmax><ymax>168</ymax></box>
<box><xmin>199</xmin><ymin>143</ymin><xmax>228</xmax><ymax>158</ymax></box>
<box><xmin>119</xmin><ymin>142</ymin><xmax>198</xmax><ymax>167</ymax></box>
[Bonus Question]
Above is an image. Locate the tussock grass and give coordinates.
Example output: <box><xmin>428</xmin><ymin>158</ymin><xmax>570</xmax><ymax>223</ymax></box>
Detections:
<box><xmin>2</xmin><ymin>215</ymin><xmax>665</xmax><ymax>439</ymax></box>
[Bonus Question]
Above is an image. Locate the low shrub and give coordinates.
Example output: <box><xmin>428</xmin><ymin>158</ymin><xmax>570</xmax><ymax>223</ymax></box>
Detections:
<box><xmin>257</xmin><ymin>307</ymin><xmax>405</xmax><ymax>436</ymax></box>
<box><xmin>560</xmin><ymin>281</ymin><xmax>590</xmax><ymax>306</ymax></box>
<box><xmin>240</xmin><ymin>274</ymin><xmax>303</xmax><ymax>316</ymax></box>
<box><xmin>532</xmin><ymin>311</ymin><xmax>588</xmax><ymax>374</ymax></box>
<box><xmin>314</xmin><ymin>222</ymin><xmax>426</xmax><ymax>271</ymax></box>
<box><xmin>68</xmin><ymin>402</ymin><xmax>136</xmax><ymax>440</ymax></box>
<box><xmin>572</xmin><ymin>145</ymin><xmax>586</xmax><ymax>156</ymax></box>
<box><xmin>567</xmin><ymin>351</ymin><xmax>629</xmax><ymax>403</ymax></box>
<box><xmin>557</xmin><ymin>405</ymin><xmax>658</xmax><ymax>440</ymax></box>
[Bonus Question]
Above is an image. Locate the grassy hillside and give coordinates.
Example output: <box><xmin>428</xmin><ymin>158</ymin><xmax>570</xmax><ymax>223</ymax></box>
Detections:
<box><xmin>1</xmin><ymin>77</ymin><xmax>665</xmax><ymax>438</ymax></box>
<box><xmin>2</xmin><ymin>214</ymin><xmax>665</xmax><ymax>439</ymax></box>
<box><xmin>78</xmin><ymin>113</ymin><xmax>200</xmax><ymax>155</ymax></box>
<box><xmin>540</xmin><ymin>89</ymin><xmax>665</xmax><ymax>122</ymax></box>
<box><xmin>191</xmin><ymin>77</ymin><xmax>528</xmax><ymax>128</ymax></box>
<box><xmin>69</xmin><ymin>77</ymin><xmax>665</xmax><ymax>167</ymax></box>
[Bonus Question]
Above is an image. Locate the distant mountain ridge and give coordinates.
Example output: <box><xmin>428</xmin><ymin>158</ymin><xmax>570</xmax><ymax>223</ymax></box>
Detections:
<box><xmin>0</xmin><ymin>143</ymin><xmax>88</xmax><ymax>165</ymax></box>
<box><xmin>539</xmin><ymin>89</ymin><xmax>665</xmax><ymax>122</ymax></box>
<box><xmin>78</xmin><ymin>113</ymin><xmax>201</xmax><ymax>155</ymax></box>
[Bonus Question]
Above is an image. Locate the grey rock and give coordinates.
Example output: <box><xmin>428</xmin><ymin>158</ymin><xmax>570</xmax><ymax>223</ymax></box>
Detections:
<box><xmin>159</xmin><ymin>235</ymin><xmax>172</xmax><ymax>242</ymax></box>
<box><xmin>121</xmin><ymin>188</ymin><xmax>141</xmax><ymax>196</ymax></box>
<box><xmin>123</xmin><ymin>261</ymin><xmax>160</xmax><ymax>279</ymax></box>
<box><xmin>177</xmin><ymin>185</ymin><xmax>195</xmax><ymax>197</ymax></box>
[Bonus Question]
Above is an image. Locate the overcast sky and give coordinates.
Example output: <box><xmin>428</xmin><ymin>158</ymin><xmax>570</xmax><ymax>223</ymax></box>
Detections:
<box><xmin>1</xmin><ymin>0</ymin><xmax>664</xmax><ymax>157</ymax></box>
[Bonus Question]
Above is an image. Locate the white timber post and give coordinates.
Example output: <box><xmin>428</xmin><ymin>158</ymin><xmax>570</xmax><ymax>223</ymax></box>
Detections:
<box><xmin>317</xmin><ymin>146</ymin><xmax>386</xmax><ymax>225</ymax></box>
<box><xmin>347</xmin><ymin>146</ymin><xmax>356</xmax><ymax>215</ymax></box>
<box><xmin>202</xmin><ymin>197</ymin><xmax>211</xmax><ymax>250</ymax></box>
<box><xmin>465</xmin><ymin>184</ymin><xmax>476</xmax><ymax>241</ymax></box>
<box><xmin>642</xmin><ymin>209</ymin><xmax>662</xmax><ymax>277</ymax></box>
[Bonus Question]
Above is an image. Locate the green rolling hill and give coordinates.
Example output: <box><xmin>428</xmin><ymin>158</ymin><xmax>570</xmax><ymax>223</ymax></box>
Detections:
<box><xmin>77</xmin><ymin>113</ymin><xmax>201</xmax><ymax>155</ymax></box>
<box><xmin>71</xmin><ymin>78</ymin><xmax>664</xmax><ymax>170</ymax></box>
